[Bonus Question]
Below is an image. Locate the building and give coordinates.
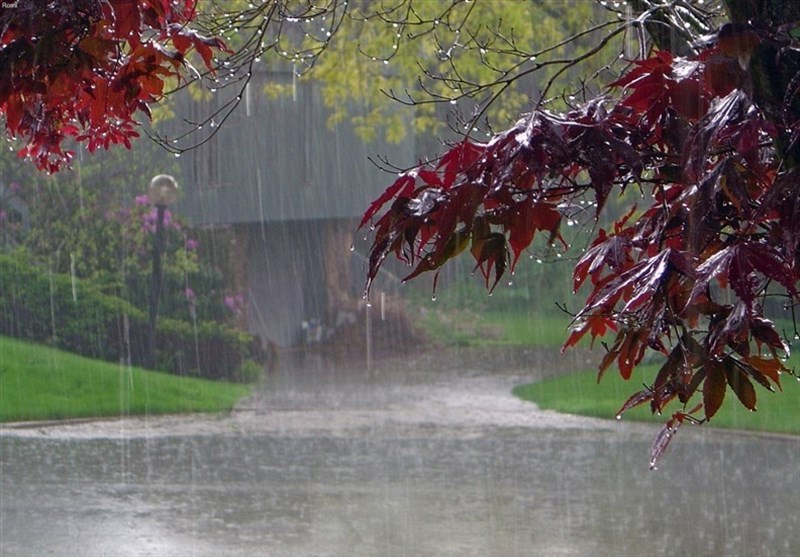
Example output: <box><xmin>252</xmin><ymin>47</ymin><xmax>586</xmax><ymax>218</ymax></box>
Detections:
<box><xmin>174</xmin><ymin>69</ymin><xmax>415</xmax><ymax>348</ymax></box>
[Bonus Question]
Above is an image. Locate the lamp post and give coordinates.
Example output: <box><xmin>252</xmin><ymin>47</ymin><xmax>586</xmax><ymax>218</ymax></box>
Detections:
<box><xmin>145</xmin><ymin>174</ymin><xmax>179</xmax><ymax>370</ymax></box>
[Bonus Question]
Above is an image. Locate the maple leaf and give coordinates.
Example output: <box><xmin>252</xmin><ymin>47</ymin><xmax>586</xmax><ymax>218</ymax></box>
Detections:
<box><xmin>0</xmin><ymin>0</ymin><xmax>228</xmax><ymax>171</ymax></box>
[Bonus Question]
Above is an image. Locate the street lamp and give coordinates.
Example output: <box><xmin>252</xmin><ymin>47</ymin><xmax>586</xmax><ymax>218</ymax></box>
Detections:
<box><xmin>145</xmin><ymin>174</ymin><xmax>179</xmax><ymax>370</ymax></box>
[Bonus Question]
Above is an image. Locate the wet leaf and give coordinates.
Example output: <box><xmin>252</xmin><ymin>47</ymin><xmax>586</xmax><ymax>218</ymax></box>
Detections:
<box><xmin>649</xmin><ymin>413</ymin><xmax>682</xmax><ymax>471</ymax></box>
<box><xmin>703</xmin><ymin>360</ymin><xmax>727</xmax><ymax>420</ymax></box>
<box><xmin>725</xmin><ymin>364</ymin><xmax>757</xmax><ymax>411</ymax></box>
<box><xmin>616</xmin><ymin>388</ymin><xmax>654</xmax><ymax>418</ymax></box>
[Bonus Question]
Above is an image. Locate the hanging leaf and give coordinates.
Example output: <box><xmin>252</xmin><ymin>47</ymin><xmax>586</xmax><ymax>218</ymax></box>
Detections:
<box><xmin>725</xmin><ymin>364</ymin><xmax>758</xmax><ymax>411</ymax></box>
<box><xmin>703</xmin><ymin>360</ymin><xmax>727</xmax><ymax>420</ymax></box>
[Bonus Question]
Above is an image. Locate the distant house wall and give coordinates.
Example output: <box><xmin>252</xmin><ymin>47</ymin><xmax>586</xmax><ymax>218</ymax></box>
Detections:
<box><xmin>237</xmin><ymin>218</ymin><xmax>359</xmax><ymax>346</ymax></box>
<box><xmin>173</xmin><ymin>70</ymin><xmax>414</xmax><ymax>347</ymax></box>
<box><xmin>176</xmin><ymin>70</ymin><xmax>413</xmax><ymax>225</ymax></box>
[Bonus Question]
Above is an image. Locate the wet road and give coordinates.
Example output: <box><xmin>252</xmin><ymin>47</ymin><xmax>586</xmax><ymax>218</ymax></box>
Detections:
<box><xmin>1</xmin><ymin>347</ymin><xmax>799</xmax><ymax>556</ymax></box>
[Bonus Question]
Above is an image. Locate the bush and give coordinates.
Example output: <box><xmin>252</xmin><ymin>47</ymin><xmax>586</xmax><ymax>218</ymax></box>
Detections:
<box><xmin>0</xmin><ymin>251</ymin><xmax>264</xmax><ymax>381</ymax></box>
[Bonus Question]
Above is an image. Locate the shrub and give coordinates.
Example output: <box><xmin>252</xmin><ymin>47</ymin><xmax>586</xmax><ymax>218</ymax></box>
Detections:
<box><xmin>0</xmin><ymin>252</ymin><xmax>264</xmax><ymax>381</ymax></box>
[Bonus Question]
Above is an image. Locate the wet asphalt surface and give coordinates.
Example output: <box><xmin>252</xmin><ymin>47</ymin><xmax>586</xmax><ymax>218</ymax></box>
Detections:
<box><xmin>1</xmin><ymin>346</ymin><xmax>799</xmax><ymax>556</ymax></box>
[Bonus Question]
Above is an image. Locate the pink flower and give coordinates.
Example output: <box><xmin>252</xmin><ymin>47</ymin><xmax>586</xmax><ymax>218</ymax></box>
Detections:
<box><xmin>134</xmin><ymin>194</ymin><xmax>150</xmax><ymax>206</ymax></box>
<box><xmin>185</xmin><ymin>238</ymin><xmax>199</xmax><ymax>251</ymax></box>
<box><xmin>224</xmin><ymin>293</ymin><xmax>245</xmax><ymax>314</ymax></box>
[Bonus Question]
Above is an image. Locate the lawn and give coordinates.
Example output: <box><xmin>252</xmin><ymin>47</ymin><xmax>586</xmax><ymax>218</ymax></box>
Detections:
<box><xmin>0</xmin><ymin>336</ymin><xmax>253</xmax><ymax>422</ymax></box>
<box><xmin>513</xmin><ymin>363</ymin><xmax>800</xmax><ymax>435</ymax></box>
<box><xmin>415</xmin><ymin>302</ymin><xmax>800</xmax><ymax>435</ymax></box>
<box><xmin>415</xmin><ymin>308</ymin><xmax>574</xmax><ymax>347</ymax></box>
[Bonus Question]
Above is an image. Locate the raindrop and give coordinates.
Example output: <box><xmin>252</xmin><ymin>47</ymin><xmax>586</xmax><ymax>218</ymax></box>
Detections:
<box><xmin>349</xmin><ymin>244</ymin><xmax>355</xmax><ymax>252</ymax></box>
<box><xmin>615</xmin><ymin>414</ymin><xmax>622</xmax><ymax>420</ymax></box>
<box><xmin>173</xmin><ymin>153</ymin><xmax>181</xmax><ymax>158</ymax></box>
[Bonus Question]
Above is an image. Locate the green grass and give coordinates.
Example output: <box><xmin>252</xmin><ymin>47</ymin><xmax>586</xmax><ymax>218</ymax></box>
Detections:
<box><xmin>413</xmin><ymin>300</ymin><xmax>800</xmax><ymax>434</ymax></box>
<box><xmin>513</xmin><ymin>363</ymin><xmax>800</xmax><ymax>435</ymax></box>
<box><xmin>415</xmin><ymin>308</ymin><xmax>573</xmax><ymax>347</ymax></box>
<box><xmin>0</xmin><ymin>336</ymin><xmax>253</xmax><ymax>422</ymax></box>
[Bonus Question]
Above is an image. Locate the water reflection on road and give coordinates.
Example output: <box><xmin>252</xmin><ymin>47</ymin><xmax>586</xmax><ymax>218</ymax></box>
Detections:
<box><xmin>1</xmin><ymin>348</ymin><xmax>798</xmax><ymax>557</ymax></box>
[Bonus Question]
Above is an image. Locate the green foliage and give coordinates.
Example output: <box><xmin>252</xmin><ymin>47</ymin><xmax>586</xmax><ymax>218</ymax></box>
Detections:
<box><xmin>272</xmin><ymin>1</ymin><xmax>612</xmax><ymax>144</ymax></box>
<box><xmin>0</xmin><ymin>252</ymin><xmax>263</xmax><ymax>381</ymax></box>
<box><xmin>233</xmin><ymin>359</ymin><xmax>266</xmax><ymax>384</ymax></box>
<box><xmin>0</xmin><ymin>250</ymin><xmax>136</xmax><ymax>362</ymax></box>
<box><xmin>155</xmin><ymin>317</ymin><xmax>264</xmax><ymax>381</ymax></box>
<box><xmin>0</xmin><ymin>335</ymin><xmax>251</xmax><ymax>422</ymax></box>
<box><xmin>14</xmin><ymin>142</ymin><xmax>180</xmax><ymax>277</ymax></box>
<box><xmin>1</xmin><ymin>138</ymin><xmax>239</xmax><ymax>326</ymax></box>
<box><xmin>408</xmin><ymin>251</ymin><xmax>579</xmax><ymax>312</ymax></box>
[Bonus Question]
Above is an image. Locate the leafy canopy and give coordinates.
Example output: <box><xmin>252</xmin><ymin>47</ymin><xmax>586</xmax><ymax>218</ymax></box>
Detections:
<box><xmin>0</xmin><ymin>0</ymin><xmax>226</xmax><ymax>172</ymax></box>
<box><xmin>361</xmin><ymin>3</ymin><xmax>800</xmax><ymax>467</ymax></box>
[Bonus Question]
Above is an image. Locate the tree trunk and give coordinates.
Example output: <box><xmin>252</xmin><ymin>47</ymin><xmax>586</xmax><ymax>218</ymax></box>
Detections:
<box><xmin>723</xmin><ymin>0</ymin><xmax>800</xmax><ymax>162</ymax></box>
<box><xmin>725</xmin><ymin>0</ymin><xmax>800</xmax><ymax>120</ymax></box>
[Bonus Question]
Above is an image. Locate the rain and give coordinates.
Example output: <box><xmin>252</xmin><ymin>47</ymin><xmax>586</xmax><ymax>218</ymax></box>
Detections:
<box><xmin>1</xmin><ymin>2</ymin><xmax>800</xmax><ymax>557</ymax></box>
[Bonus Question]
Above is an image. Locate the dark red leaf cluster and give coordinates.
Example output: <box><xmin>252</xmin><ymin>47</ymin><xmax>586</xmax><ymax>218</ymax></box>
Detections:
<box><xmin>363</xmin><ymin>27</ymin><xmax>800</xmax><ymax>465</ymax></box>
<box><xmin>0</xmin><ymin>0</ymin><xmax>227</xmax><ymax>171</ymax></box>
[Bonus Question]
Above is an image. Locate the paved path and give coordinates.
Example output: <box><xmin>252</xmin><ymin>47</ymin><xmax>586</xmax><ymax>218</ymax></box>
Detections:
<box><xmin>1</xmin><ymin>347</ymin><xmax>798</xmax><ymax>557</ymax></box>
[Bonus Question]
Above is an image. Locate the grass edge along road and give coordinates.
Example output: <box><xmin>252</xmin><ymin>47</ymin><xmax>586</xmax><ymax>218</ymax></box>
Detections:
<box><xmin>416</xmin><ymin>305</ymin><xmax>800</xmax><ymax>436</ymax></box>
<box><xmin>0</xmin><ymin>336</ymin><xmax>252</xmax><ymax>422</ymax></box>
<box><xmin>513</xmin><ymin>363</ymin><xmax>800</xmax><ymax>436</ymax></box>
